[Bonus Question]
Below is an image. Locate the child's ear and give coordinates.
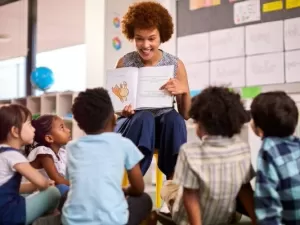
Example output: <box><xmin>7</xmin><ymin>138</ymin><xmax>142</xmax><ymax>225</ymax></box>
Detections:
<box><xmin>44</xmin><ymin>135</ymin><xmax>54</xmax><ymax>144</ymax></box>
<box><xmin>250</xmin><ymin>119</ymin><xmax>264</xmax><ymax>138</ymax></box>
<box><xmin>10</xmin><ymin>126</ymin><xmax>20</xmax><ymax>138</ymax></box>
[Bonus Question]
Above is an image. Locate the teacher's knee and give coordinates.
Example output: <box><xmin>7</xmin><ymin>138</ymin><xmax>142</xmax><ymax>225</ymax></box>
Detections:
<box><xmin>133</xmin><ymin>111</ymin><xmax>155</xmax><ymax>124</ymax></box>
<box><xmin>164</xmin><ymin>110</ymin><xmax>186</xmax><ymax>127</ymax></box>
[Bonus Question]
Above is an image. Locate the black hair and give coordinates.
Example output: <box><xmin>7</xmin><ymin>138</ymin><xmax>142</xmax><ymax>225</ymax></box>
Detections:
<box><xmin>189</xmin><ymin>86</ymin><xmax>248</xmax><ymax>137</ymax></box>
<box><xmin>72</xmin><ymin>87</ymin><xmax>114</xmax><ymax>134</ymax></box>
<box><xmin>25</xmin><ymin>114</ymin><xmax>56</xmax><ymax>155</ymax></box>
<box><xmin>250</xmin><ymin>91</ymin><xmax>298</xmax><ymax>137</ymax></box>
<box><xmin>0</xmin><ymin>104</ymin><xmax>32</xmax><ymax>143</ymax></box>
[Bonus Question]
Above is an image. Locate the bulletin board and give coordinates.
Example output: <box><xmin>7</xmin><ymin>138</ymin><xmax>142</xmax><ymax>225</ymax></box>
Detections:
<box><xmin>176</xmin><ymin>0</ymin><xmax>300</xmax><ymax>93</ymax></box>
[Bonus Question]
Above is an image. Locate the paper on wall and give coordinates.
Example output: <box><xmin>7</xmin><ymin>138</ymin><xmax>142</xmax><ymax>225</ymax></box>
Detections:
<box><xmin>234</xmin><ymin>0</ymin><xmax>261</xmax><ymax>25</ymax></box>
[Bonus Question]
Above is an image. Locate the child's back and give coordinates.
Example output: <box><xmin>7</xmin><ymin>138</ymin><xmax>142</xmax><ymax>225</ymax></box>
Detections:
<box><xmin>63</xmin><ymin>133</ymin><xmax>141</xmax><ymax>224</ymax></box>
<box><xmin>162</xmin><ymin>86</ymin><xmax>256</xmax><ymax>225</ymax></box>
<box><xmin>173</xmin><ymin>135</ymin><xmax>253</xmax><ymax>224</ymax></box>
<box><xmin>62</xmin><ymin>88</ymin><xmax>152</xmax><ymax>225</ymax></box>
<box><xmin>250</xmin><ymin>91</ymin><xmax>300</xmax><ymax>224</ymax></box>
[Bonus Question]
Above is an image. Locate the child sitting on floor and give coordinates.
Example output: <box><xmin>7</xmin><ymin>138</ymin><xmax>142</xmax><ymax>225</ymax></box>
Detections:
<box><xmin>0</xmin><ymin>104</ymin><xmax>61</xmax><ymax>225</ymax></box>
<box><xmin>161</xmin><ymin>86</ymin><xmax>256</xmax><ymax>225</ymax></box>
<box><xmin>62</xmin><ymin>87</ymin><xmax>152</xmax><ymax>225</ymax></box>
<box><xmin>26</xmin><ymin>114</ymin><xmax>71</xmax><ymax>196</ymax></box>
<box><xmin>250</xmin><ymin>91</ymin><xmax>300</xmax><ymax>224</ymax></box>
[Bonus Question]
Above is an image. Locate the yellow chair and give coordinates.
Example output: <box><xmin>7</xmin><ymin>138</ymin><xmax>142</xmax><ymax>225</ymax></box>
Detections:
<box><xmin>122</xmin><ymin>149</ymin><xmax>164</xmax><ymax>208</ymax></box>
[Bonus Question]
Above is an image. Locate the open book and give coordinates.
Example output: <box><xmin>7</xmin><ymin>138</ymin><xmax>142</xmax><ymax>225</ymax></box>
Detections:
<box><xmin>106</xmin><ymin>65</ymin><xmax>174</xmax><ymax>112</ymax></box>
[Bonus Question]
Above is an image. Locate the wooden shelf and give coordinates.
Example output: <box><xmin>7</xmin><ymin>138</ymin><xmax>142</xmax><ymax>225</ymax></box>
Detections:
<box><xmin>0</xmin><ymin>91</ymin><xmax>84</xmax><ymax>139</ymax></box>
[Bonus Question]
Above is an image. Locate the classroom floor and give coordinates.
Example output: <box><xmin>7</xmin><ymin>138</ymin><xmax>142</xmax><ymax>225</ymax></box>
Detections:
<box><xmin>146</xmin><ymin>185</ymin><xmax>252</xmax><ymax>225</ymax></box>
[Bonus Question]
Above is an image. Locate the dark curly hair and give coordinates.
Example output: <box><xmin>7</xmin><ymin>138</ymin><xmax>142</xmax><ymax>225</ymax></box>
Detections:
<box><xmin>0</xmin><ymin>104</ymin><xmax>32</xmax><ymax>143</ymax></box>
<box><xmin>72</xmin><ymin>88</ymin><xmax>114</xmax><ymax>134</ymax></box>
<box><xmin>122</xmin><ymin>1</ymin><xmax>174</xmax><ymax>43</ymax></box>
<box><xmin>250</xmin><ymin>91</ymin><xmax>298</xmax><ymax>137</ymax></box>
<box><xmin>189</xmin><ymin>86</ymin><xmax>248</xmax><ymax>137</ymax></box>
<box><xmin>25</xmin><ymin>115</ymin><xmax>56</xmax><ymax>155</ymax></box>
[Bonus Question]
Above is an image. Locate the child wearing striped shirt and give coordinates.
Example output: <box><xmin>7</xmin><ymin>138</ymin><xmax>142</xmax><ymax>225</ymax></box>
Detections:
<box><xmin>161</xmin><ymin>86</ymin><xmax>256</xmax><ymax>225</ymax></box>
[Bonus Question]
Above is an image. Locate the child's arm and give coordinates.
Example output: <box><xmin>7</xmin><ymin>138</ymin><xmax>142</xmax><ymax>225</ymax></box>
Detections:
<box><xmin>183</xmin><ymin>188</ymin><xmax>202</xmax><ymax>225</ymax></box>
<box><xmin>124</xmin><ymin>164</ymin><xmax>144</xmax><ymax>196</ymax></box>
<box><xmin>123</xmin><ymin>139</ymin><xmax>145</xmax><ymax>196</ymax></box>
<box><xmin>38</xmin><ymin>155</ymin><xmax>69</xmax><ymax>186</ymax></box>
<box><xmin>174</xmin><ymin>148</ymin><xmax>201</xmax><ymax>225</ymax></box>
<box><xmin>14</xmin><ymin>162</ymin><xmax>52</xmax><ymax>191</ymax></box>
<box><xmin>19</xmin><ymin>182</ymin><xmax>38</xmax><ymax>193</ymax></box>
<box><xmin>238</xmin><ymin>183</ymin><xmax>257</xmax><ymax>225</ymax></box>
<box><xmin>255</xmin><ymin>148</ymin><xmax>282</xmax><ymax>225</ymax></box>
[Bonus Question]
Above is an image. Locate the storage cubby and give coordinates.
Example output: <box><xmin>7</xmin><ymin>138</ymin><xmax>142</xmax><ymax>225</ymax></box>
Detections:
<box><xmin>0</xmin><ymin>99</ymin><xmax>12</xmax><ymax>106</ymax></box>
<box><xmin>26</xmin><ymin>96</ymin><xmax>41</xmax><ymax>115</ymax></box>
<box><xmin>11</xmin><ymin>98</ymin><xmax>27</xmax><ymax>106</ymax></box>
<box><xmin>41</xmin><ymin>94</ymin><xmax>57</xmax><ymax>115</ymax></box>
<box><xmin>57</xmin><ymin>92</ymin><xmax>73</xmax><ymax>120</ymax></box>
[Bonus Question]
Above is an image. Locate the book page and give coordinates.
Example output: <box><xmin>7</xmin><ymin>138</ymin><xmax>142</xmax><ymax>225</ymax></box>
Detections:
<box><xmin>106</xmin><ymin>67</ymin><xmax>139</xmax><ymax>112</ymax></box>
<box><xmin>136</xmin><ymin>65</ymin><xmax>174</xmax><ymax>109</ymax></box>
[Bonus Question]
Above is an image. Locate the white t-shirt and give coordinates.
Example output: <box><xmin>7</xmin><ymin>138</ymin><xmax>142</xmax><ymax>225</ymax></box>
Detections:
<box><xmin>0</xmin><ymin>145</ymin><xmax>28</xmax><ymax>186</ymax></box>
<box><xmin>27</xmin><ymin>146</ymin><xmax>67</xmax><ymax>179</ymax></box>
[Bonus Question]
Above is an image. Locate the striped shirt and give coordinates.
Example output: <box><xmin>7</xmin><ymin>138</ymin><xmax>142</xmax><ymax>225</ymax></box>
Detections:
<box><xmin>255</xmin><ymin>136</ymin><xmax>300</xmax><ymax>225</ymax></box>
<box><xmin>172</xmin><ymin>135</ymin><xmax>255</xmax><ymax>225</ymax></box>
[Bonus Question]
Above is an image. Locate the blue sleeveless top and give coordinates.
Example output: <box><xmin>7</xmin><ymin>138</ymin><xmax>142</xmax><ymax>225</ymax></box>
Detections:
<box><xmin>0</xmin><ymin>147</ymin><xmax>26</xmax><ymax>225</ymax></box>
<box><xmin>123</xmin><ymin>50</ymin><xmax>178</xmax><ymax>116</ymax></box>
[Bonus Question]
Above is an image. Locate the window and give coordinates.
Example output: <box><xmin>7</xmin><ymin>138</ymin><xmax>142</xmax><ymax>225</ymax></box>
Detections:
<box><xmin>35</xmin><ymin>44</ymin><xmax>86</xmax><ymax>95</ymax></box>
<box><xmin>0</xmin><ymin>57</ymin><xmax>25</xmax><ymax>100</ymax></box>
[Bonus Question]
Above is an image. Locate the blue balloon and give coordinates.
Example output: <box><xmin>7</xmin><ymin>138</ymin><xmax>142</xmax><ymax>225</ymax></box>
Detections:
<box><xmin>31</xmin><ymin>67</ymin><xmax>54</xmax><ymax>91</ymax></box>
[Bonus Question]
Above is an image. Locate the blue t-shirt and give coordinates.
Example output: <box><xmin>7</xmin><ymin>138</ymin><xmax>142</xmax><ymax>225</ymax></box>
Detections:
<box><xmin>61</xmin><ymin>133</ymin><xmax>143</xmax><ymax>225</ymax></box>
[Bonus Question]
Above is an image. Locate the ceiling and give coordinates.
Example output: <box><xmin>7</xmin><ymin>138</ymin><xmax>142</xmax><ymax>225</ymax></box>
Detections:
<box><xmin>0</xmin><ymin>0</ymin><xmax>85</xmax><ymax>60</ymax></box>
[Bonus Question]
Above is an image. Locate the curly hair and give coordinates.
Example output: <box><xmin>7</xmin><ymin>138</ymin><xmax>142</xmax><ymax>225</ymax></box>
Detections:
<box><xmin>72</xmin><ymin>88</ymin><xmax>114</xmax><ymax>134</ymax></box>
<box><xmin>122</xmin><ymin>1</ymin><xmax>174</xmax><ymax>43</ymax></box>
<box><xmin>250</xmin><ymin>91</ymin><xmax>298</xmax><ymax>137</ymax></box>
<box><xmin>189</xmin><ymin>86</ymin><xmax>248</xmax><ymax>137</ymax></box>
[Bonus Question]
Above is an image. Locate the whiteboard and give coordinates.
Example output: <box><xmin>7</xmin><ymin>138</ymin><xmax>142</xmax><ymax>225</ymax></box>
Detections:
<box><xmin>209</xmin><ymin>27</ymin><xmax>245</xmax><ymax>60</ymax></box>
<box><xmin>246</xmin><ymin>52</ymin><xmax>284</xmax><ymax>86</ymax></box>
<box><xmin>284</xmin><ymin>17</ymin><xmax>300</xmax><ymax>51</ymax></box>
<box><xmin>245</xmin><ymin>20</ymin><xmax>283</xmax><ymax>55</ymax></box>
<box><xmin>186</xmin><ymin>62</ymin><xmax>210</xmax><ymax>90</ymax></box>
<box><xmin>210</xmin><ymin>57</ymin><xmax>245</xmax><ymax>87</ymax></box>
<box><xmin>285</xmin><ymin>50</ymin><xmax>300</xmax><ymax>83</ymax></box>
<box><xmin>177</xmin><ymin>33</ymin><xmax>209</xmax><ymax>64</ymax></box>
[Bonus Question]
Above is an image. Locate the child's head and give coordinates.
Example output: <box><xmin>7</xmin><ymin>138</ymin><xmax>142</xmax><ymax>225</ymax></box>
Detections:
<box><xmin>0</xmin><ymin>104</ymin><xmax>35</xmax><ymax>146</ymax></box>
<box><xmin>30</xmin><ymin>115</ymin><xmax>71</xmax><ymax>149</ymax></box>
<box><xmin>72</xmin><ymin>87</ymin><xmax>115</xmax><ymax>134</ymax></box>
<box><xmin>189</xmin><ymin>86</ymin><xmax>248</xmax><ymax>138</ymax></box>
<box><xmin>250</xmin><ymin>91</ymin><xmax>298</xmax><ymax>138</ymax></box>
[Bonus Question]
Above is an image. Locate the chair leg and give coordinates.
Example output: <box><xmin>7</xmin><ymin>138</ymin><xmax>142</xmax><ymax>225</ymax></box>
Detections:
<box><xmin>154</xmin><ymin>153</ymin><xmax>163</xmax><ymax>208</ymax></box>
<box><xmin>122</xmin><ymin>171</ymin><xmax>129</xmax><ymax>187</ymax></box>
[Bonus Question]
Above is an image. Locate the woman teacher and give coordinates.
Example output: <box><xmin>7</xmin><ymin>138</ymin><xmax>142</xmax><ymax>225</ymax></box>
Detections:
<box><xmin>115</xmin><ymin>1</ymin><xmax>191</xmax><ymax>180</ymax></box>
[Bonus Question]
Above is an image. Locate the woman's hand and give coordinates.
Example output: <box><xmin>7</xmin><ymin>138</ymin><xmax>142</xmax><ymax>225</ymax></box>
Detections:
<box><xmin>160</xmin><ymin>78</ymin><xmax>188</xmax><ymax>96</ymax></box>
<box><xmin>121</xmin><ymin>104</ymin><xmax>135</xmax><ymax>117</ymax></box>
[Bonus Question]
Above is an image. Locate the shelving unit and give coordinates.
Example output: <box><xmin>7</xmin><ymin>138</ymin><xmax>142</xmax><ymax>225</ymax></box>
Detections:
<box><xmin>0</xmin><ymin>92</ymin><xmax>85</xmax><ymax>140</ymax></box>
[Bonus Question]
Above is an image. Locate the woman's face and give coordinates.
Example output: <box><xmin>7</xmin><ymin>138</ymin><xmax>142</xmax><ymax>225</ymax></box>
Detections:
<box><xmin>134</xmin><ymin>28</ymin><xmax>161</xmax><ymax>61</ymax></box>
